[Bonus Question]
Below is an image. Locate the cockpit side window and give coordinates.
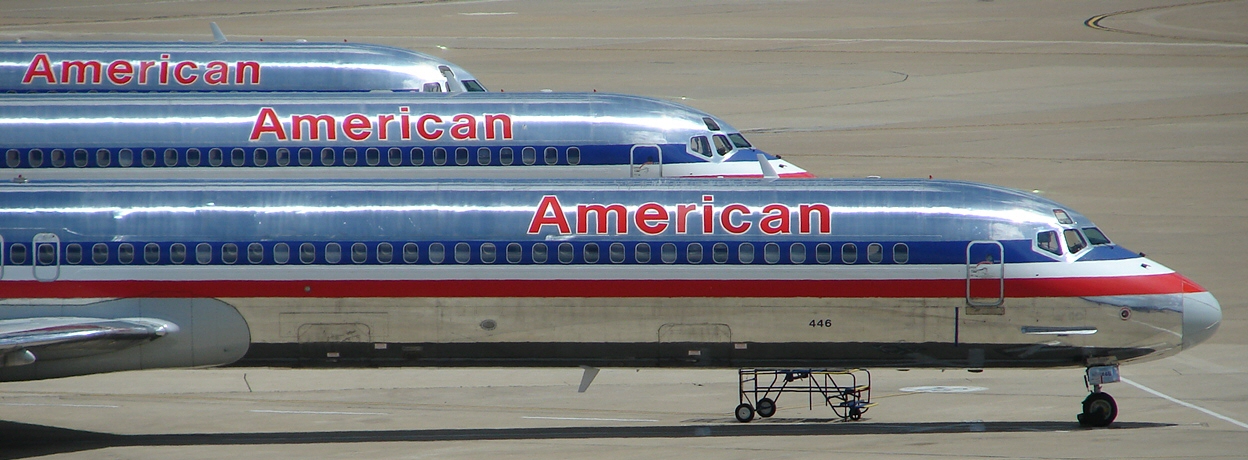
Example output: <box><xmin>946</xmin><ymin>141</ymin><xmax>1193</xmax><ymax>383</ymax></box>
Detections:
<box><xmin>1037</xmin><ymin>230</ymin><xmax>1062</xmax><ymax>256</ymax></box>
<box><xmin>727</xmin><ymin>133</ymin><xmax>752</xmax><ymax>149</ymax></box>
<box><xmin>1083</xmin><ymin>227</ymin><xmax>1111</xmax><ymax>245</ymax></box>
<box><xmin>423</xmin><ymin>82</ymin><xmax>443</xmax><ymax>93</ymax></box>
<box><xmin>462</xmin><ymin>80</ymin><xmax>487</xmax><ymax>92</ymax></box>
<box><xmin>689</xmin><ymin>136</ymin><xmax>713</xmax><ymax>158</ymax></box>
<box><xmin>712</xmin><ymin>134</ymin><xmax>732</xmax><ymax>155</ymax></box>
<box><xmin>1063</xmin><ymin>229</ymin><xmax>1087</xmax><ymax>254</ymax></box>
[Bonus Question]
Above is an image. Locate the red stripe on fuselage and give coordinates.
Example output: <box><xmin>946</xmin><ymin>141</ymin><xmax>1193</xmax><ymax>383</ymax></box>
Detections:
<box><xmin>0</xmin><ymin>273</ymin><xmax>1200</xmax><ymax>299</ymax></box>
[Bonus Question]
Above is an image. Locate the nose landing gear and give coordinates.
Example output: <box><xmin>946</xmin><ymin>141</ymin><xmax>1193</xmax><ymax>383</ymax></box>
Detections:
<box><xmin>1078</xmin><ymin>364</ymin><xmax>1120</xmax><ymax>427</ymax></box>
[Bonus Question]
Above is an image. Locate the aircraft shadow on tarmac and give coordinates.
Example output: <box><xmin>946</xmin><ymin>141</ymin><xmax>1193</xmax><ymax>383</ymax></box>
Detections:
<box><xmin>0</xmin><ymin>419</ymin><xmax>1174</xmax><ymax>459</ymax></box>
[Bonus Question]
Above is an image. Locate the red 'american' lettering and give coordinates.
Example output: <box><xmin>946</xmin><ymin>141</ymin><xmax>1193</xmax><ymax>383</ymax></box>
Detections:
<box><xmin>248</xmin><ymin>108</ymin><xmax>514</xmax><ymax>142</ymax></box>
<box><xmin>21</xmin><ymin>53</ymin><xmax>261</xmax><ymax>86</ymax></box>
<box><xmin>527</xmin><ymin>195</ymin><xmax>832</xmax><ymax>236</ymax></box>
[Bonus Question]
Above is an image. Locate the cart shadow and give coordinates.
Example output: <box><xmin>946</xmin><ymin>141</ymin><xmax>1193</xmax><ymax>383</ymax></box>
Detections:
<box><xmin>0</xmin><ymin>419</ymin><xmax>1173</xmax><ymax>459</ymax></box>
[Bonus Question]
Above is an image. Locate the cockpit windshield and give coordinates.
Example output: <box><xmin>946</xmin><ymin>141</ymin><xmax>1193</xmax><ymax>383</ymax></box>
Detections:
<box><xmin>462</xmin><ymin>80</ymin><xmax>487</xmax><ymax>92</ymax></box>
<box><xmin>727</xmin><ymin>133</ymin><xmax>752</xmax><ymax>149</ymax></box>
<box><xmin>1082</xmin><ymin>227</ymin><xmax>1112</xmax><ymax>245</ymax></box>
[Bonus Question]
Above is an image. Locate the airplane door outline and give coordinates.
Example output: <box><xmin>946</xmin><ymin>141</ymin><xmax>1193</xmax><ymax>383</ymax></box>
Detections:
<box><xmin>0</xmin><ymin>234</ymin><xmax>4</xmax><ymax>280</ymax></box>
<box><xmin>33</xmin><ymin>233</ymin><xmax>60</xmax><ymax>282</ymax></box>
<box><xmin>966</xmin><ymin>240</ymin><xmax>1003</xmax><ymax>307</ymax></box>
<box><xmin>630</xmin><ymin>145</ymin><xmax>662</xmax><ymax>178</ymax></box>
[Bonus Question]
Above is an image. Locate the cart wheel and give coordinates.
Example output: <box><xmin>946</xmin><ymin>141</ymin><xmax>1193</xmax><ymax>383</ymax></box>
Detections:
<box><xmin>757</xmin><ymin>398</ymin><xmax>776</xmax><ymax>418</ymax></box>
<box><xmin>734</xmin><ymin>403</ymin><xmax>755</xmax><ymax>423</ymax></box>
<box><xmin>849</xmin><ymin>406</ymin><xmax>862</xmax><ymax>421</ymax></box>
<box><xmin>1078</xmin><ymin>392</ymin><xmax>1117</xmax><ymax>427</ymax></box>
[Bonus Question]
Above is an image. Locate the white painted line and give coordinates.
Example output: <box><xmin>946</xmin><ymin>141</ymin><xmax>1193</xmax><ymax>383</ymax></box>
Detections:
<box><xmin>249</xmin><ymin>409</ymin><xmax>388</xmax><ymax>416</ymax></box>
<box><xmin>0</xmin><ymin>402</ymin><xmax>118</xmax><ymax>408</ymax></box>
<box><xmin>523</xmin><ymin>416</ymin><xmax>658</xmax><ymax>423</ymax></box>
<box><xmin>1121</xmin><ymin>377</ymin><xmax>1248</xmax><ymax>430</ymax></box>
<box><xmin>899</xmin><ymin>386</ymin><xmax>987</xmax><ymax>393</ymax></box>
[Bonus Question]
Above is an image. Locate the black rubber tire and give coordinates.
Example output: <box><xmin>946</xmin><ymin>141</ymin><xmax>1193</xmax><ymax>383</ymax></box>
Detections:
<box><xmin>849</xmin><ymin>406</ymin><xmax>862</xmax><ymax>421</ymax></box>
<box><xmin>757</xmin><ymin>398</ymin><xmax>776</xmax><ymax>418</ymax></box>
<box><xmin>735</xmin><ymin>403</ymin><xmax>755</xmax><ymax>423</ymax></box>
<box><xmin>1078</xmin><ymin>392</ymin><xmax>1117</xmax><ymax>427</ymax></box>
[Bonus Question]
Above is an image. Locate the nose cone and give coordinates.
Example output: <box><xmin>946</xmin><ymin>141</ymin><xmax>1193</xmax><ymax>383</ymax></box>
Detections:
<box><xmin>1182</xmin><ymin>291</ymin><xmax>1222</xmax><ymax>349</ymax></box>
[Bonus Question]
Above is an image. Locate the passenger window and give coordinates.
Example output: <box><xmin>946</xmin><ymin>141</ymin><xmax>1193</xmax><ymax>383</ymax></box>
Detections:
<box><xmin>429</xmin><ymin>243</ymin><xmax>445</xmax><ymax>264</ymax></box>
<box><xmin>764</xmin><ymin>243</ymin><xmax>780</xmax><ymax>264</ymax></box>
<box><xmin>712</xmin><ymin>242</ymin><xmax>728</xmax><ymax>263</ymax></box>
<box><xmin>661</xmin><ymin>243</ymin><xmax>677</xmax><ymax>264</ymax></box>
<box><xmin>500</xmin><ymin>147</ymin><xmax>514</xmax><ymax>166</ymax></box>
<box><xmin>96</xmin><ymin>149</ymin><xmax>111</xmax><ymax>167</ymax></box>
<box><xmin>66</xmin><ymin>243</ymin><xmax>82</xmax><ymax>264</ymax></box>
<box><xmin>377</xmin><ymin>242</ymin><xmax>393</xmax><ymax>263</ymax></box>
<box><xmin>544</xmin><ymin>147</ymin><xmax>558</xmax><ymax>165</ymax></box>
<box><xmin>118</xmin><ymin>243</ymin><xmax>134</xmax><ymax>264</ymax></box>
<box><xmin>893</xmin><ymin>243</ymin><xmax>909</xmax><ymax>264</ymax></box>
<box><xmin>210</xmin><ymin>148</ymin><xmax>225</xmax><ymax>167</ymax></box>
<box><xmin>567</xmin><ymin>147</ymin><xmax>581</xmax><ymax>165</ymax></box>
<box><xmin>689</xmin><ymin>136</ymin><xmax>712</xmax><ymax>158</ymax></box>
<box><xmin>10</xmin><ymin>243</ymin><xmax>26</xmax><ymax>264</ymax></box>
<box><xmin>406</xmin><ymin>148</ymin><xmax>420</xmax><ymax>166</ymax></box>
<box><xmin>687</xmin><ymin>243</ymin><xmax>703</xmax><ymax>264</ymax></box>
<box><xmin>402</xmin><ymin>242</ymin><xmax>419</xmax><ymax>263</ymax></box>
<box><xmin>532</xmin><ymin>243</ymin><xmax>548</xmax><ymax>263</ymax></box>
<box><xmin>74</xmin><ymin>149</ymin><xmax>88</xmax><ymax>168</ymax></box>
<box><xmin>170</xmin><ymin>243</ymin><xmax>186</xmax><ymax>264</ymax></box>
<box><xmin>790</xmin><ymin>243</ymin><xmax>806</xmax><ymax>264</ymax></box>
<box><xmin>141</xmin><ymin>148</ymin><xmax>156</xmax><ymax>167</ymax></box>
<box><xmin>351</xmin><ymin>242</ymin><xmax>367</xmax><ymax>264</ymax></box>
<box><xmin>249</xmin><ymin>243</ymin><xmax>264</xmax><ymax>264</ymax></box>
<box><xmin>522</xmin><ymin>147</ymin><xmax>537</xmax><ymax>165</ymax></box>
<box><xmin>635</xmin><ymin>243</ymin><xmax>651</xmax><ymax>263</ymax></box>
<box><xmin>867</xmin><ymin>243</ymin><xmax>883</xmax><ymax>264</ymax></box>
<box><xmin>477</xmin><ymin>147</ymin><xmax>491</xmax><ymax>166</ymax></box>
<box><xmin>5</xmin><ymin>149</ymin><xmax>18</xmax><ymax>168</ymax></box>
<box><xmin>277</xmin><ymin>148</ymin><xmax>290</xmax><ymax>166</ymax></box>
<box><xmin>433</xmin><ymin>147</ymin><xmax>447</xmax><ymax>166</ymax></box>
<box><xmin>118</xmin><ymin>149</ymin><xmax>132</xmax><ymax>167</ymax></box>
<box><xmin>481</xmin><ymin>243</ymin><xmax>496</xmax><ymax>264</ymax></box>
<box><xmin>165</xmin><ymin>148</ymin><xmax>179</xmax><ymax>167</ymax></box>
<box><xmin>254</xmin><ymin>148</ymin><xmax>269</xmax><ymax>167</ymax></box>
<box><xmin>51</xmin><ymin>149</ymin><xmax>66</xmax><ymax>167</ymax></box>
<box><xmin>186</xmin><ymin>148</ymin><xmax>200</xmax><ymax>167</ymax></box>
<box><xmin>366</xmin><ymin>148</ymin><xmax>381</xmax><ymax>166</ymax></box>
<box><xmin>29</xmin><ymin>149</ymin><xmax>43</xmax><ymax>168</ymax></box>
<box><xmin>320</xmin><ymin>148</ymin><xmax>335</xmax><ymax>166</ymax></box>
<box><xmin>558</xmin><ymin>242</ymin><xmax>574</xmax><ymax>264</ymax></box>
<box><xmin>713</xmin><ymin>135</ymin><xmax>731</xmax><ymax>155</ymax></box>
<box><xmin>343</xmin><ymin>148</ymin><xmax>357</xmax><ymax>167</ymax></box>
<box><xmin>842</xmin><ymin>243</ymin><xmax>857</xmax><ymax>264</ymax></box>
<box><xmin>1064</xmin><ymin>229</ymin><xmax>1087</xmax><ymax>254</ymax></box>
<box><xmin>455</xmin><ymin>242</ymin><xmax>470</xmax><ymax>263</ymax></box>
<box><xmin>197</xmin><ymin>243</ymin><xmax>213</xmax><ymax>264</ymax></box>
<box><xmin>273</xmin><ymin>243</ymin><xmax>290</xmax><ymax>264</ymax></box>
<box><xmin>222</xmin><ymin>243</ymin><xmax>239</xmax><ymax>264</ymax></box>
<box><xmin>507</xmin><ymin>243</ymin><xmax>522</xmax><ymax>263</ymax></box>
<box><xmin>92</xmin><ymin>243</ymin><xmax>108</xmax><ymax>264</ymax></box>
<box><xmin>584</xmin><ymin>243</ymin><xmax>599</xmax><ymax>263</ymax></box>
<box><xmin>37</xmin><ymin>243</ymin><xmax>55</xmax><ymax>265</ymax></box>
<box><xmin>738</xmin><ymin>243</ymin><xmax>754</xmax><ymax>264</ymax></box>
<box><xmin>299</xmin><ymin>243</ymin><xmax>315</xmax><ymax>264</ymax></box>
<box><xmin>1036</xmin><ymin>231</ymin><xmax>1062</xmax><ymax>256</ymax></box>
<box><xmin>298</xmin><ymin>148</ymin><xmax>313</xmax><ymax>166</ymax></box>
<box><xmin>324</xmin><ymin>242</ymin><xmax>341</xmax><ymax>263</ymax></box>
<box><xmin>144</xmin><ymin>243</ymin><xmax>160</xmax><ymax>264</ymax></box>
<box><xmin>815</xmin><ymin>243</ymin><xmax>832</xmax><ymax>264</ymax></box>
<box><xmin>455</xmin><ymin>147</ymin><xmax>469</xmax><ymax>166</ymax></box>
<box><xmin>231</xmin><ymin>148</ymin><xmax>246</xmax><ymax>167</ymax></box>
<box><xmin>609</xmin><ymin>242</ymin><xmax>625</xmax><ymax>263</ymax></box>
<box><xmin>1083</xmin><ymin>227</ymin><xmax>1111</xmax><ymax>245</ymax></box>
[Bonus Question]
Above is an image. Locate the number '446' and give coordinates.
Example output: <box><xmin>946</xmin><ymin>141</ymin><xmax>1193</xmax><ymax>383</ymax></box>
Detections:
<box><xmin>809</xmin><ymin>319</ymin><xmax>832</xmax><ymax>328</ymax></box>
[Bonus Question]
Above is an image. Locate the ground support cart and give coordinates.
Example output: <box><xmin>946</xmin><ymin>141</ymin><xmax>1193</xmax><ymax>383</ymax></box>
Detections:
<box><xmin>735</xmin><ymin>368</ymin><xmax>874</xmax><ymax>422</ymax></box>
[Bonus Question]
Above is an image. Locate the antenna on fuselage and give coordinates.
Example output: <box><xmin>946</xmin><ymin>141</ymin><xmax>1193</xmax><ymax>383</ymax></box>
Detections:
<box><xmin>757</xmin><ymin>153</ymin><xmax>779</xmax><ymax>181</ymax></box>
<box><xmin>209</xmin><ymin>22</ymin><xmax>228</xmax><ymax>44</ymax></box>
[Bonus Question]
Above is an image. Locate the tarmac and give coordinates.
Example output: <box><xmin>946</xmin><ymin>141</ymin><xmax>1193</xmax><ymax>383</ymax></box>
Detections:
<box><xmin>1</xmin><ymin>1</ymin><xmax>1246</xmax><ymax>458</ymax></box>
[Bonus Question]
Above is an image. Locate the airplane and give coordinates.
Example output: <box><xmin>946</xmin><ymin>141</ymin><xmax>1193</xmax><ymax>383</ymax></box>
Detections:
<box><xmin>0</xmin><ymin>92</ymin><xmax>812</xmax><ymax>179</ymax></box>
<box><xmin>0</xmin><ymin>38</ymin><xmax>486</xmax><ymax>93</ymax></box>
<box><xmin>0</xmin><ymin>177</ymin><xmax>1221</xmax><ymax>428</ymax></box>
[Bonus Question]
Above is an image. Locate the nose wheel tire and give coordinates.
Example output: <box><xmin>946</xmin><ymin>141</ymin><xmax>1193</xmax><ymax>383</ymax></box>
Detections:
<box><xmin>1078</xmin><ymin>392</ymin><xmax>1117</xmax><ymax>427</ymax></box>
<box><xmin>735</xmin><ymin>403</ymin><xmax>755</xmax><ymax>423</ymax></box>
<box><xmin>756</xmin><ymin>398</ymin><xmax>776</xmax><ymax>418</ymax></box>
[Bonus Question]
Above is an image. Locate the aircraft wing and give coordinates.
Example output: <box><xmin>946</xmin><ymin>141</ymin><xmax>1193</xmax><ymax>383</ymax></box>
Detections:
<box><xmin>0</xmin><ymin>317</ymin><xmax>178</xmax><ymax>366</ymax></box>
